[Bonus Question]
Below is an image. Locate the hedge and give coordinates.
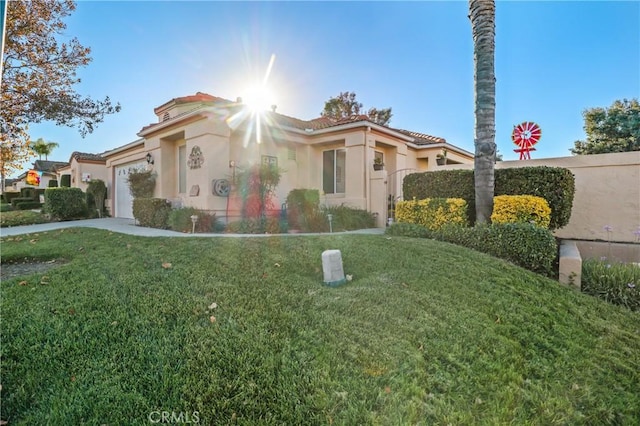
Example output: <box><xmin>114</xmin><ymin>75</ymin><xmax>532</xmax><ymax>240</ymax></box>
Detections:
<box><xmin>286</xmin><ymin>189</ymin><xmax>320</xmax><ymax>230</ymax></box>
<box><xmin>491</xmin><ymin>195</ymin><xmax>551</xmax><ymax>229</ymax></box>
<box><xmin>168</xmin><ymin>207</ymin><xmax>218</xmax><ymax>233</ymax></box>
<box><xmin>11</xmin><ymin>197</ymin><xmax>34</xmax><ymax>208</ymax></box>
<box><xmin>15</xmin><ymin>201</ymin><xmax>43</xmax><ymax>210</ymax></box>
<box><xmin>133</xmin><ymin>198</ymin><xmax>172</xmax><ymax>229</ymax></box>
<box><xmin>44</xmin><ymin>188</ymin><xmax>88</xmax><ymax>220</ymax></box>
<box><xmin>403</xmin><ymin>166</ymin><xmax>575</xmax><ymax>230</ymax></box>
<box><xmin>2</xmin><ymin>192</ymin><xmax>20</xmax><ymax>204</ymax></box>
<box><xmin>395</xmin><ymin>198</ymin><xmax>468</xmax><ymax>230</ymax></box>
<box><xmin>386</xmin><ymin>222</ymin><xmax>558</xmax><ymax>277</ymax></box>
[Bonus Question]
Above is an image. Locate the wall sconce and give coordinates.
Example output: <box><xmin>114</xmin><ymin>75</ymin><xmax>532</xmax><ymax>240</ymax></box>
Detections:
<box><xmin>146</xmin><ymin>152</ymin><xmax>154</xmax><ymax>165</ymax></box>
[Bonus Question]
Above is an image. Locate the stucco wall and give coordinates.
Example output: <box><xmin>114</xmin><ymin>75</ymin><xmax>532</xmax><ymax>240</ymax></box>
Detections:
<box><xmin>439</xmin><ymin>151</ymin><xmax>640</xmax><ymax>243</ymax></box>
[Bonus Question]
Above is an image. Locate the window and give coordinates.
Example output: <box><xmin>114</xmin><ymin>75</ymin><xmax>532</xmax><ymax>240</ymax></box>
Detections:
<box><xmin>323</xmin><ymin>149</ymin><xmax>346</xmax><ymax>194</ymax></box>
<box><xmin>262</xmin><ymin>155</ymin><xmax>278</xmax><ymax>168</ymax></box>
<box><xmin>178</xmin><ymin>145</ymin><xmax>186</xmax><ymax>193</ymax></box>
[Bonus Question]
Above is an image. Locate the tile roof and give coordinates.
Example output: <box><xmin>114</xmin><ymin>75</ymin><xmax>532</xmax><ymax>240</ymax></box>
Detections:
<box><xmin>69</xmin><ymin>151</ymin><xmax>106</xmax><ymax>163</ymax></box>
<box><xmin>153</xmin><ymin>92</ymin><xmax>231</xmax><ymax>114</ymax></box>
<box><xmin>392</xmin><ymin>128</ymin><xmax>446</xmax><ymax>145</ymax></box>
<box><xmin>142</xmin><ymin>92</ymin><xmax>447</xmax><ymax>145</ymax></box>
<box><xmin>33</xmin><ymin>160</ymin><xmax>69</xmax><ymax>173</ymax></box>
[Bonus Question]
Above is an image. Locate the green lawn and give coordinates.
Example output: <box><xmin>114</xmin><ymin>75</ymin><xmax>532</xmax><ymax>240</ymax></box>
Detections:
<box><xmin>1</xmin><ymin>228</ymin><xmax>639</xmax><ymax>425</ymax></box>
<box><xmin>0</xmin><ymin>210</ymin><xmax>49</xmax><ymax>227</ymax></box>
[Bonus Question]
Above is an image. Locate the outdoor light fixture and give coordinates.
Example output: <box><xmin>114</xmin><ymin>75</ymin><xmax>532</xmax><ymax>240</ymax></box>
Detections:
<box><xmin>146</xmin><ymin>152</ymin><xmax>154</xmax><ymax>165</ymax></box>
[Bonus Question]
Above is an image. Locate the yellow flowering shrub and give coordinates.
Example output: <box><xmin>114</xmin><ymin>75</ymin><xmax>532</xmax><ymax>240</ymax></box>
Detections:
<box><xmin>395</xmin><ymin>198</ymin><xmax>468</xmax><ymax>230</ymax></box>
<box><xmin>491</xmin><ymin>195</ymin><xmax>551</xmax><ymax>229</ymax></box>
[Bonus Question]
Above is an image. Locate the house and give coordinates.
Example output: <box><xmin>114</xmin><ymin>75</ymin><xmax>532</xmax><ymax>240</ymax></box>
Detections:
<box><xmin>56</xmin><ymin>151</ymin><xmax>108</xmax><ymax>191</ymax></box>
<box><xmin>103</xmin><ymin>92</ymin><xmax>474</xmax><ymax>225</ymax></box>
<box><xmin>11</xmin><ymin>160</ymin><xmax>69</xmax><ymax>192</ymax></box>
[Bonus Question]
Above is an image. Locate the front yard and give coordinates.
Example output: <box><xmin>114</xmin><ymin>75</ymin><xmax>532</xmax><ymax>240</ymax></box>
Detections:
<box><xmin>1</xmin><ymin>229</ymin><xmax>639</xmax><ymax>424</ymax></box>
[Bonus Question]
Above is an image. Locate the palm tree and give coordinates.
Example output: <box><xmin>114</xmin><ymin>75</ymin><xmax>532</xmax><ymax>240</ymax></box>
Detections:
<box><xmin>31</xmin><ymin>138</ymin><xmax>59</xmax><ymax>160</ymax></box>
<box><xmin>469</xmin><ymin>0</ymin><xmax>497</xmax><ymax>224</ymax></box>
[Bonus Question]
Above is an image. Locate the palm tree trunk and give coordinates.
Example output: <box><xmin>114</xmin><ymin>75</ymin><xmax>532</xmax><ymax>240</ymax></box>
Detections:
<box><xmin>469</xmin><ymin>0</ymin><xmax>496</xmax><ymax>224</ymax></box>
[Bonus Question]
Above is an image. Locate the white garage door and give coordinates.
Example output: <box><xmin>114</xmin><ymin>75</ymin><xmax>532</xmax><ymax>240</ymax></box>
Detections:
<box><xmin>115</xmin><ymin>161</ymin><xmax>146</xmax><ymax>218</ymax></box>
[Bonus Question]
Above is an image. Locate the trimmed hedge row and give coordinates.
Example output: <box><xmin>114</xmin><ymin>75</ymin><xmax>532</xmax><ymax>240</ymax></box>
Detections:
<box><xmin>395</xmin><ymin>198</ymin><xmax>468</xmax><ymax>230</ymax></box>
<box><xmin>168</xmin><ymin>207</ymin><xmax>219</xmax><ymax>233</ymax></box>
<box><xmin>387</xmin><ymin>222</ymin><xmax>558</xmax><ymax>277</ymax></box>
<box><xmin>44</xmin><ymin>188</ymin><xmax>87</xmax><ymax>220</ymax></box>
<box><xmin>491</xmin><ymin>195</ymin><xmax>551</xmax><ymax>229</ymax></box>
<box><xmin>403</xmin><ymin>167</ymin><xmax>575</xmax><ymax>230</ymax></box>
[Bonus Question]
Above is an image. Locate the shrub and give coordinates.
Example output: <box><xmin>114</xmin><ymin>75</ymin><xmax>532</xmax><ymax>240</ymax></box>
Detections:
<box><xmin>385</xmin><ymin>222</ymin><xmax>431</xmax><ymax>238</ymax></box>
<box><xmin>127</xmin><ymin>170</ymin><xmax>156</xmax><ymax>198</ymax></box>
<box><xmin>48</xmin><ymin>179</ymin><xmax>58</xmax><ymax>187</ymax></box>
<box><xmin>323</xmin><ymin>205</ymin><xmax>376</xmax><ymax>232</ymax></box>
<box><xmin>581</xmin><ymin>259</ymin><xmax>640</xmax><ymax>311</ymax></box>
<box><xmin>2</xmin><ymin>192</ymin><xmax>20</xmax><ymax>204</ymax></box>
<box><xmin>15</xmin><ymin>201</ymin><xmax>43</xmax><ymax>210</ymax></box>
<box><xmin>11</xmin><ymin>197</ymin><xmax>34</xmax><ymax>208</ymax></box>
<box><xmin>395</xmin><ymin>198</ymin><xmax>468</xmax><ymax>230</ymax></box>
<box><xmin>495</xmin><ymin>167</ymin><xmax>575</xmax><ymax>230</ymax></box>
<box><xmin>226</xmin><ymin>217</ymin><xmax>286</xmax><ymax>234</ymax></box>
<box><xmin>44</xmin><ymin>188</ymin><xmax>88</xmax><ymax>220</ymax></box>
<box><xmin>386</xmin><ymin>222</ymin><xmax>557</xmax><ymax>277</ymax></box>
<box><xmin>0</xmin><ymin>203</ymin><xmax>13</xmax><ymax>212</ymax></box>
<box><xmin>168</xmin><ymin>207</ymin><xmax>218</xmax><ymax>233</ymax></box>
<box><xmin>403</xmin><ymin>167</ymin><xmax>575</xmax><ymax>229</ymax></box>
<box><xmin>86</xmin><ymin>179</ymin><xmax>107</xmax><ymax>217</ymax></box>
<box><xmin>60</xmin><ymin>175</ymin><xmax>71</xmax><ymax>187</ymax></box>
<box><xmin>132</xmin><ymin>198</ymin><xmax>171</xmax><ymax>229</ymax></box>
<box><xmin>0</xmin><ymin>210</ymin><xmax>49</xmax><ymax>228</ymax></box>
<box><xmin>491</xmin><ymin>195</ymin><xmax>551</xmax><ymax>229</ymax></box>
<box><xmin>286</xmin><ymin>189</ymin><xmax>320</xmax><ymax>229</ymax></box>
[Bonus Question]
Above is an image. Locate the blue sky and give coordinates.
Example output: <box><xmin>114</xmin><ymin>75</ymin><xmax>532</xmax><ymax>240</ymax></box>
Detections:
<box><xmin>19</xmin><ymin>0</ymin><xmax>640</xmax><ymax>175</ymax></box>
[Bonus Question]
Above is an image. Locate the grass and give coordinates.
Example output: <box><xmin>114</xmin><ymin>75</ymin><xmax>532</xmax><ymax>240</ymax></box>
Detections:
<box><xmin>1</xmin><ymin>229</ymin><xmax>639</xmax><ymax>425</ymax></box>
<box><xmin>582</xmin><ymin>258</ymin><xmax>640</xmax><ymax>311</ymax></box>
<box><xmin>0</xmin><ymin>210</ymin><xmax>49</xmax><ymax>227</ymax></box>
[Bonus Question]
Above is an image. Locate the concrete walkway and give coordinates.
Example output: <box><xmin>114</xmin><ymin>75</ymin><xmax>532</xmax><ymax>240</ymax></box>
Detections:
<box><xmin>0</xmin><ymin>217</ymin><xmax>385</xmax><ymax>238</ymax></box>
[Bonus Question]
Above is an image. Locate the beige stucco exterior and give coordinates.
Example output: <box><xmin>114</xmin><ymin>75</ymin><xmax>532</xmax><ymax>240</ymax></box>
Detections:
<box><xmin>101</xmin><ymin>94</ymin><xmax>474</xmax><ymax>224</ymax></box>
<box><xmin>57</xmin><ymin>157</ymin><xmax>108</xmax><ymax>192</ymax></box>
<box><xmin>441</xmin><ymin>151</ymin><xmax>640</xmax><ymax>243</ymax></box>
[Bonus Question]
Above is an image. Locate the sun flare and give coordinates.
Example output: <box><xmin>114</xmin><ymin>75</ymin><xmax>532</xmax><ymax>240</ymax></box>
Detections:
<box><xmin>242</xmin><ymin>84</ymin><xmax>277</xmax><ymax>113</ymax></box>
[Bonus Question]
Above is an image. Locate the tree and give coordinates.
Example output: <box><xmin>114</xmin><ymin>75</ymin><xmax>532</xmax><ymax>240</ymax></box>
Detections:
<box><xmin>31</xmin><ymin>138</ymin><xmax>59</xmax><ymax>160</ymax></box>
<box><xmin>321</xmin><ymin>91</ymin><xmax>393</xmax><ymax>126</ymax></box>
<box><xmin>571</xmin><ymin>98</ymin><xmax>640</xmax><ymax>155</ymax></box>
<box><xmin>0</xmin><ymin>140</ymin><xmax>32</xmax><ymax>191</ymax></box>
<box><xmin>469</xmin><ymin>0</ymin><xmax>497</xmax><ymax>224</ymax></box>
<box><xmin>1</xmin><ymin>0</ymin><xmax>120</xmax><ymax>162</ymax></box>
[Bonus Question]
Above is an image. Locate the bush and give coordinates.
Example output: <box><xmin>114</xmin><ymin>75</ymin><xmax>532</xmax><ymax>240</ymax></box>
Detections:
<box><xmin>403</xmin><ymin>167</ymin><xmax>575</xmax><ymax>229</ymax></box>
<box><xmin>386</xmin><ymin>222</ymin><xmax>557</xmax><ymax>277</ymax></box>
<box><xmin>2</xmin><ymin>192</ymin><xmax>20</xmax><ymax>204</ymax></box>
<box><xmin>385</xmin><ymin>222</ymin><xmax>431</xmax><ymax>238</ymax></box>
<box><xmin>491</xmin><ymin>195</ymin><xmax>551</xmax><ymax>229</ymax></box>
<box><xmin>226</xmin><ymin>217</ymin><xmax>286</xmax><ymax>234</ymax></box>
<box><xmin>48</xmin><ymin>179</ymin><xmax>58</xmax><ymax>187</ymax></box>
<box><xmin>0</xmin><ymin>210</ymin><xmax>49</xmax><ymax>228</ymax></box>
<box><xmin>133</xmin><ymin>198</ymin><xmax>171</xmax><ymax>229</ymax></box>
<box><xmin>11</xmin><ymin>197</ymin><xmax>34</xmax><ymax>208</ymax></box>
<box><xmin>323</xmin><ymin>205</ymin><xmax>376</xmax><ymax>232</ymax></box>
<box><xmin>127</xmin><ymin>170</ymin><xmax>156</xmax><ymax>198</ymax></box>
<box><xmin>86</xmin><ymin>179</ymin><xmax>107</xmax><ymax>217</ymax></box>
<box><xmin>168</xmin><ymin>207</ymin><xmax>218</xmax><ymax>233</ymax></box>
<box><xmin>581</xmin><ymin>259</ymin><xmax>640</xmax><ymax>311</ymax></box>
<box><xmin>286</xmin><ymin>189</ymin><xmax>320</xmax><ymax>229</ymax></box>
<box><xmin>395</xmin><ymin>198</ymin><xmax>468</xmax><ymax>230</ymax></box>
<box><xmin>0</xmin><ymin>203</ymin><xmax>13</xmax><ymax>212</ymax></box>
<box><xmin>44</xmin><ymin>188</ymin><xmax>88</xmax><ymax>220</ymax></box>
<box><xmin>15</xmin><ymin>201</ymin><xmax>43</xmax><ymax>210</ymax></box>
<box><xmin>60</xmin><ymin>175</ymin><xmax>71</xmax><ymax>188</ymax></box>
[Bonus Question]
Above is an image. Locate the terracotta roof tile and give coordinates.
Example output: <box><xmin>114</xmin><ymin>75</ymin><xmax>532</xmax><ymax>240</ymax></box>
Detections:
<box><xmin>69</xmin><ymin>151</ymin><xmax>106</xmax><ymax>163</ymax></box>
<box><xmin>153</xmin><ymin>92</ymin><xmax>232</xmax><ymax>114</ymax></box>
<box><xmin>392</xmin><ymin>128</ymin><xmax>446</xmax><ymax>145</ymax></box>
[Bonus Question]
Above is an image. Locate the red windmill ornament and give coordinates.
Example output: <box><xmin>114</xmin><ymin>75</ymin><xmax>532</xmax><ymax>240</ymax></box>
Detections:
<box><xmin>512</xmin><ymin>121</ymin><xmax>541</xmax><ymax>160</ymax></box>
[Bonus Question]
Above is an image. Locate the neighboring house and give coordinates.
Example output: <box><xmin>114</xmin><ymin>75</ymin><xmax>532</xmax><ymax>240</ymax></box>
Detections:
<box><xmin>103</xmin><ymin>92</ymin><xmax>474</xmax><ymax>224</ymax></box>
<box><xmin>56</xmin><ymin>151</ymin><xmax>108</xmax><ymax>192</ymax></box>
<box><xmin>11</xmin><ymin>160</ymin><xmax>69</xmax><ymax>192</ymax></box>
